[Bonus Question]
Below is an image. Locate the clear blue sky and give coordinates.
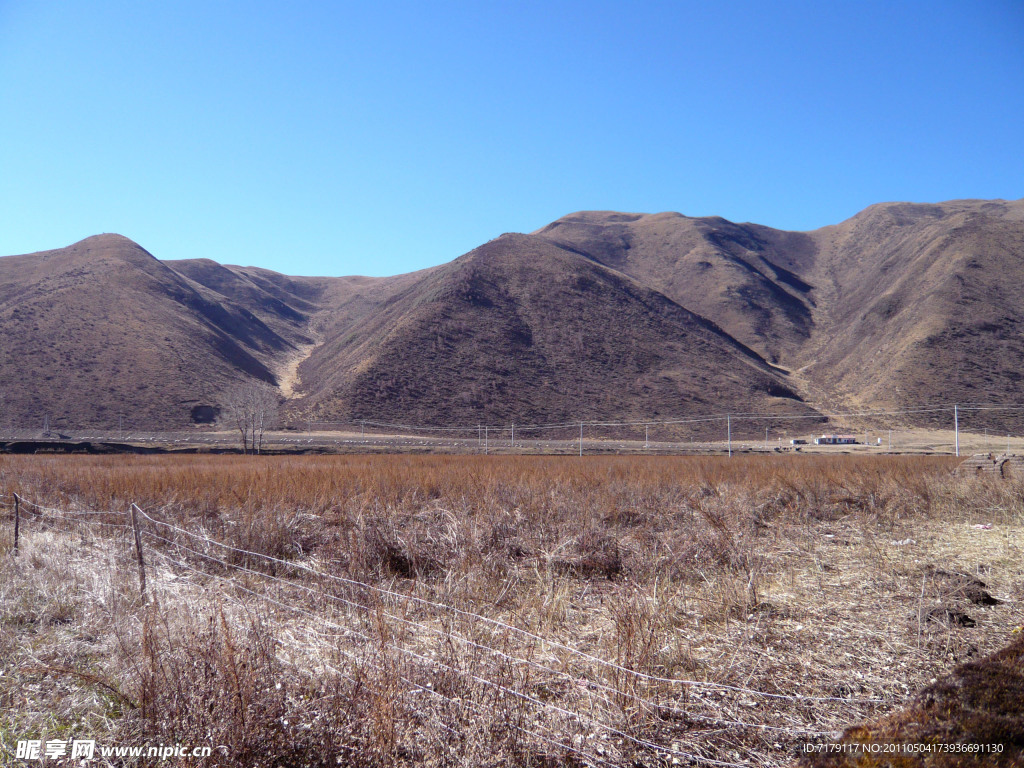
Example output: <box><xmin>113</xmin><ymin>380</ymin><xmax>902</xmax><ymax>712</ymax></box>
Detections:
<box><xmin>1</xmin><ymin>0</ymin><xmax>1022</xmax><ymax>277</ymax></box>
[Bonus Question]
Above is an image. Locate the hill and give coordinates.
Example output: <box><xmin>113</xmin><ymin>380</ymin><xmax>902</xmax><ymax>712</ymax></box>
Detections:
<box><xmin>289</xmin><ymin>232</ymin><xmax>815</xmax><ymax>430</ymax></box>
<box><xmin>0</xmin><ymin>235</ymin><xmax>291</xmax><ymax>428</ymax></box>
<box><xmin>800</xmin><ymin>199</ymin><xmax>1024</xmax><ymax>426</ymax></box>
<box><xmin>531</xmin><ymin>199</ymin><xmax>1024</xmax><ymax>430</ymax></box>
<box><xmin>533</xmin><ymin>211</ymin><xmax>817</xmax><ymax>366</ymax></box>
<box><xmin>1</xmin><ymin>198</ymin><xmax>1022</xmax><ymax>432</ymax></box>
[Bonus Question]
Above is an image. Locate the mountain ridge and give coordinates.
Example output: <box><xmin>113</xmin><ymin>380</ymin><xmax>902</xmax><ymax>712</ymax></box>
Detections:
<box><xmin>2</xmin><ymin>197</ymin><xmax>1022</xmax><ymax>432</ymax></box>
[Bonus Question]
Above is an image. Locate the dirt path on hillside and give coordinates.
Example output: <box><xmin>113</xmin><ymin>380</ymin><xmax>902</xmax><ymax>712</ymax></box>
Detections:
<box><xmin>276</xmin><ymin>342</ymin><xmax>318</xmax><ymax>399</ymax></box>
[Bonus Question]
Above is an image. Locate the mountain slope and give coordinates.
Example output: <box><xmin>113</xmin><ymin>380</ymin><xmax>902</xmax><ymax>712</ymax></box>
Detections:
<box><xmin>0</xmin><ymin>235</ymin><xmax>298</xmax><ymax>429</ymax></box>
<box><xmin>291</xmin><ymin>232</ymin><xmax>816</xmax><ymax>428</ymax></box>
<box><xmin>801</xmin><ymin>198</ymin><xmax>1024</xmax><ymax>422</ymax></box>
<box><xmin>534</xmin><ymin>211</ymin><xmax>818</xmax><ymax>365</ymax></box>
<box><xmin>530</xmin><ymin>199</ymin><xmax>1024</xmax><ymax>427</ymax></box>
<box><xmin>2</xmin><ymin>197</ymin><xmax>1023</xmax><ymax>434</ymax></box>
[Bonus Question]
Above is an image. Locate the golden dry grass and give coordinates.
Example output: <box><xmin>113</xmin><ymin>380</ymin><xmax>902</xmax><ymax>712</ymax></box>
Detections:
<box><xmin>1</xmin><ymin>454</ymin><xmax>1022</xmax><ymax>767</ymax></box>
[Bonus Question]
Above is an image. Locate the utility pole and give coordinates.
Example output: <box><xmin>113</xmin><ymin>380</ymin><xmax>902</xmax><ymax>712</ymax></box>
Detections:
<box><xmin>765</xmin><ymin>427</ymin><xmax>769</xmax><ymax>451</ymax></box>
<box><xmin>954</xmin><ymin>404</ymin><xmax>960</xmax><ymax>457</ymax></box>
<box><xmin>511</xmin><ymin>423</ymin><xmax>514</xmax><ymax>448</ymax></box>
<box><xmin>484</xmin><ymin>425</ymin><xmax>488</xmax><ymax>455</ymax></box>
<box><xmin>644</xmin><ymin>424</ymin><xmax>649</xmax><ymax>450</ymax></box>
<box><xmin>579</xmin><ymin>422</ymin><xmax>583</xmax><ymax>457</ymax></box>
<box><xmin>888</xmin><ymin>429</ymin><xmax>892</xmax><ymax>452</ymax></box>
<box><xmin>727</xmin><ymin>414</ymin><xmax>732</xmax><ymax>458</ymax></box>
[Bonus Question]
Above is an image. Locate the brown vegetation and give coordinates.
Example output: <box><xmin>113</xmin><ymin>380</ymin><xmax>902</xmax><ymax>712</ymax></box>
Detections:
<box><xmin>0</xmin><ymin>235</ymin><xmax>412</xmax><ymax>430</ymax></box>
<box><xmin>291</xmin><ymin>233</ymin><xmax>816</xmax><ymax>427</ymax></box>
<box><xmin>799</xmin><ymin>633</ymin><xmax>1024</xmax><ymax>768</ymax></box>
<box><xmin>5</xmin><ymin>198</ymin><xmax>1024</xmax><ymax>433</ymax></box>
<box><xmin>1</xmin><ymin>454</ymin><xmax>1022</xmax><ymax>766</ymax></box>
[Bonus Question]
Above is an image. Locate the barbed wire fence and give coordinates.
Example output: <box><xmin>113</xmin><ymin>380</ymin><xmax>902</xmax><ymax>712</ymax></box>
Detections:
<box><xmin>1</xmin><ymin>490</ymin><xmax>902</xmax><ymax>767</ymax></box>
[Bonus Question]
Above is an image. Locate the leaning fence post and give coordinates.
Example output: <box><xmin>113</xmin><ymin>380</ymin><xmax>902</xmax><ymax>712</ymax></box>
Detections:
<box><xmin>13</xmin><ymin>493</ymin><xmax>20</xmax><ymax>556</ymax></box>
<box><xmin>129</xmin><ymin>503</ymin><xmax>147</xmax><ymax>601</ymax></box>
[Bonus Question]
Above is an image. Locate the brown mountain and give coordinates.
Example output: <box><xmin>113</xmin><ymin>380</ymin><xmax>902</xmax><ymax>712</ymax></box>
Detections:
<box><xmin>1</xmin><ymin>197</ymin><xmax>1022</xmax><ymax>433</ymax></box>
<box><xmin>529</xmin><ymin>199</ymin><xmax>1024</xmax><ymax>429</ymax></box>
<box><xmin>800</xmin><ymin>199</ymin><xmax>1024</xmax><ymax>425</ymax></box>
<box><xmin>0</xmin><ymin>236</ymin><xmax>412</xmax><ymax>429</ymax></box>
<box><xmin>289</xmin><ymin>232</ymin><xmax>814</xmax><ymax>429</ymax></box>
<box><xmin>0</xmin><ymin>235</ymin><xmax>302</xmax><ymax>429</ymax></box>
<box><xmin>533</xmin><ymin>211</ymin><xmax>817</xmax><ymax>366</ymax></box>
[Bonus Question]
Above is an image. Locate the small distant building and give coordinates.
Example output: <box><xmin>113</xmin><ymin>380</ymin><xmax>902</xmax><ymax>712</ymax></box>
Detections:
<box><xmin>790</xmin><ymin>438</ymin><xmax>807</xmax><ymax>445</ymax></box>
<box><xmin>814</xmin><ymin>434</ymin><xmax>857</xmax><ymax>445</ymax></box>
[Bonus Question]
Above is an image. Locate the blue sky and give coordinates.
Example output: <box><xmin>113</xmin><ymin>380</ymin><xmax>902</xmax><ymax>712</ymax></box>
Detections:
<box><xmin>1</xmin><ymin>0</ymin><xmax>1022</xmax><ymax>276</ymax></box>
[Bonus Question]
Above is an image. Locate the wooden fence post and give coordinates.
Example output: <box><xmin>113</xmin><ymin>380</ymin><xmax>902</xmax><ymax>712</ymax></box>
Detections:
<box><xmin>129</xmin><ymin>503</ymin><xmax>147</xmax><ymax>601</ymax></box>
<box><xmin>12</xmin><ymin>493</ymin><xmax>20</xmax><ymax>556</ymax></box>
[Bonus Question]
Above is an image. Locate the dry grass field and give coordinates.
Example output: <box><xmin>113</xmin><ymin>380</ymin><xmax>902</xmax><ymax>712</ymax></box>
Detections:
<box><xmin>1</xmin><ymin>454</ymin><xmax>1022</xmax><ymax>767</ymax></box>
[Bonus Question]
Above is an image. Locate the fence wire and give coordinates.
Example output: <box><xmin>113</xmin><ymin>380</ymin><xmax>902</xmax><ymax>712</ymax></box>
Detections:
<box><xmin>7</xmin><ymin>490</ymin><xmax>927</xmax><ymax>766</ymax></box>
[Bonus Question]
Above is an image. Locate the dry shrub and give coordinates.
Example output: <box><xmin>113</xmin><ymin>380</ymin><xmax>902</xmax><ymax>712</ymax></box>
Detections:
<box><xmin>800</xmin><ymin>633</ymin><xmax>1024</xmax><ymax>767</ymax></box>
<box><xmin>9</xmin><ymin>452</ymin><xmax>1013</xmax><ymax>768</ymax></box>
<box><xmin>344</xmin><ymin>505</ymin><xmax>468</xmax><ymax>581</ymax></box>
<box><xmin>130</xmin><ymin>605</ymin><xmax>360</xmax><ymax>767</ymax></box>
<box><xmin>0</xmin><ymin>454</ymin><xmax>958</xmax><ymax>532</ymax></box>
<box><xmin>551</xmin><ymin>529</ymin><xmax>623</xmax><ymax>580</ymax></box>
<box><xmin>228</xmin><ymin>507</ymin><xmax>309</xmax><ymax>563</ymax></box>
<box><xmin>607</xmin><ymin>588</ymin><xmax>663</xmax><ymax>680</ymax></box>
<box><xmin>358</xmin><ymin>520</ymin><xmax>439</xmax><ymax>579</ymax></box>
<box><xmin>657</xmin><ymin>488</ymin><xmax>764</xmax><ymax>582</ymax></box>
<box><xmin>486</xmin><ymin>513</ymin><xmax>534</xmax><ymax>561</ymax></box>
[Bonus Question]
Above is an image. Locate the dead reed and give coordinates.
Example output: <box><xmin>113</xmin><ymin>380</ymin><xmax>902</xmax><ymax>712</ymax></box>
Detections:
<box><xmin>1</xmin><ymin>453</ymin><xmax>1021</xmax><ymax>767</ymax></box>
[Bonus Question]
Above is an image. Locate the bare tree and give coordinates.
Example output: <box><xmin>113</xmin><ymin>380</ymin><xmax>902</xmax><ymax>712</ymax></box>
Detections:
<box><xmin>220</xmin><ymin>381</ymin><xmax>280</xmax><ymax>455</ymax></box>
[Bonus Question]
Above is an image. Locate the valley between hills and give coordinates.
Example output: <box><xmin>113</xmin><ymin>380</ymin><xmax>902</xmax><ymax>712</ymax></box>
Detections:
<box><xmin>2</xmin><ymin>197</ymin><xmax>1023</xmax><ymax>435</ymax></box>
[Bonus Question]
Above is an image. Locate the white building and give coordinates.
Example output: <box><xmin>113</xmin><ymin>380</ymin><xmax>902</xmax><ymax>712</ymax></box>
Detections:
<box><xmin>814</xmin><ymin>434</ymin><xmax>857</xmax><ymax>445</ymax></box>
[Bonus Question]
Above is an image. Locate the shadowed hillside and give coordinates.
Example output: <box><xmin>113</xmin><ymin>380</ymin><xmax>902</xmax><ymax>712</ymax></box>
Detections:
<box><xmin>800</xmin><ymin>199</ymin><xmax>1024</xmax><ymax>427</ymax></box>
<box><xmin>0</xmin><ymin>235</ymin><xmax>294</xmax><ymax>428</ymax></box>
<box><xmin>290</xmin><ymin>232</ymin><xmax>816</xmax><ymax>428</ymax></box>
<box><xmin>534</xmin><ymin>211</ymin><xmax>818</xmax><ymax>365</ymax></box>
<box><xmin>2</xmin><ymin>198</ymin><xmax>1023</xmax><ymax>431</ymax></box>
<box><xmin>0</xmin><ymin>236</ymin><xmax>421</xmax><ymax>429</ymax></box>
<box><xmin>534</xmin><ymin>199</ymin><xmax>1024</xmax><ymax>430</ymax></box>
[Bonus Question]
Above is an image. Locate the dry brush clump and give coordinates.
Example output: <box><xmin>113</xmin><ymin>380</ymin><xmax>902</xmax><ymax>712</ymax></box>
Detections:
<box><xmin>798</xmin><ymin>631</ymin><xmax>1024</xmax><ymax>768</ymax></box>
<box><xmin>1</xmin><ymin>453</ymin><xmax>1022</xmax><ymax>767</ymax></box>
